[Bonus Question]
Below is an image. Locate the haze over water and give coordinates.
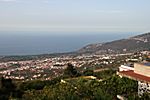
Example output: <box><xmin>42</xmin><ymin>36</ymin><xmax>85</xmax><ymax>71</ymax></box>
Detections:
<box><xmin>0</xmin><ymin>31</ymin><xmax>140</xmax><ymax>56</ymax></box>
<box><xmin>0</xmin><ymin>0</ymin><xmax>149</xmax><ymax>55</ymax></box>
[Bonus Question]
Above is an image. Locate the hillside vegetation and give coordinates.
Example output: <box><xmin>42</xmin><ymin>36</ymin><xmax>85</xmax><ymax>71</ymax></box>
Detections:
<box><xmin>0</xmin><ymin>64</ymin><xmax>149</xmax><ymax>100</ymax></box>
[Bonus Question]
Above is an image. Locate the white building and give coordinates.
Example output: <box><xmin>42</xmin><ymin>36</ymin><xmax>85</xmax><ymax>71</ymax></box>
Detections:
<box><xmin>118</xmin><ymin>63</ymin><xmax>150</xmax><ymax>96</ymax></box>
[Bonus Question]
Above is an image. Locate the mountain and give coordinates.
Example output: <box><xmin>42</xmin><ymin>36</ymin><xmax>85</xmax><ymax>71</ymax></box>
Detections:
<box><xmin>1</xmin><ymin>33</ymin><xmax>150</xmax><ymax>62</ymax></box>
<box><xmin>77</xmin><ymin>32</ymin><xmax>150</xmax><ymax>54</ymax></box>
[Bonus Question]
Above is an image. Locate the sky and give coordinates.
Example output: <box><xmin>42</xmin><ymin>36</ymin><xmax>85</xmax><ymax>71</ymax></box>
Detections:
<box><xmin>0</xmin><ymin>0</ymin><xmax>150</xmax><ymax>33</ymax></box>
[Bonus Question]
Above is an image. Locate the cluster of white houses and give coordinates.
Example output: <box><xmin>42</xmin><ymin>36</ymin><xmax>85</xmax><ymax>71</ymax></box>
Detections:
<box><xmin>118</xmin><ymin>62</ymin><xmax>150</xmax><ymax>96</ymax></box>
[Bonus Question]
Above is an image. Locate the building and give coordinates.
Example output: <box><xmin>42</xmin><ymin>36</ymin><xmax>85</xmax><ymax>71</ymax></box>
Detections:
<box><xmin>118</xmin><ymin>63</ymin><xmax>150</xmax><ymax>96</ymax></box>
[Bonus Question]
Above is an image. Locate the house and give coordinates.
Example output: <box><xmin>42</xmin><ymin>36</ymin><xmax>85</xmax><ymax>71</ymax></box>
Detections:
<box><xmin>117</xmin><ymin>63</ymin><xmax>150</xmax><ymax>96</ymax></box>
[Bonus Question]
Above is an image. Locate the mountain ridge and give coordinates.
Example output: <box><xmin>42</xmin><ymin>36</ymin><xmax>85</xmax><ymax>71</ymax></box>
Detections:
<box><xmin>0</xmin><ymin>32</ymin><xmax>149</xmax><ymax>62</ymax></box>
<box><xmin>77</xmin><ymin>32</ymin><xmax>150</xmax><ymax>54</ymax></box>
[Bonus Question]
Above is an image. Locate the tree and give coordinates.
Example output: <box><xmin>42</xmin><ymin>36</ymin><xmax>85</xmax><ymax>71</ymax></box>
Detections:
<box><xmin>64</xmin><ymin>63</ymin><xmax>80</xmax><ymax>78</ymax></box>
<box><xmin>0</xmin><ymin>77</ymin><xmax>16</xmax><ymax>100</ymax></box>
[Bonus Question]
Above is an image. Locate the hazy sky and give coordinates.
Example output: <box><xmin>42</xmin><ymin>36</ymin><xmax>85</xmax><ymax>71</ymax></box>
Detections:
<box><xmin>0</xmin><ymin>0</ymin><xmax>150</xmax><ymax>32</ymax></box>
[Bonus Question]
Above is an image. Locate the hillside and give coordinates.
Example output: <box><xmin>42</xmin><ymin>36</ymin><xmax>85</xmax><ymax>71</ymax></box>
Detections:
<box><xmin>0</xmin><ymin>33</ymin><xmax>150</xmax><ymax>62</ymax></box>
<box><xmin>78</xmin><ymin>32</ymin><xmax>150</xmax><ymax>54</ymax></box>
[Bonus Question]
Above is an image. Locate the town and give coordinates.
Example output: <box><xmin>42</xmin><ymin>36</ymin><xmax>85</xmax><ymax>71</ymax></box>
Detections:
<box><xmin>0</xmin><ymin>51</ymin><xmax>149</xmax><ymax>81</ymax></box>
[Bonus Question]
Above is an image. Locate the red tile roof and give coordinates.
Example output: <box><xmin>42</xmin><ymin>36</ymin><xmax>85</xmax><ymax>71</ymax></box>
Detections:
<box><xmin>118</xmin><ymin>70</ymin><xmax>150</xmax><ymax>83</ymax></box>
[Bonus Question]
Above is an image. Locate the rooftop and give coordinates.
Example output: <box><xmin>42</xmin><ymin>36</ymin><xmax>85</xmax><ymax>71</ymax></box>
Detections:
<box><xmin>118</xmin><ymin>70</ymin><xmax>150</xmax><ymax>83</ymax></box>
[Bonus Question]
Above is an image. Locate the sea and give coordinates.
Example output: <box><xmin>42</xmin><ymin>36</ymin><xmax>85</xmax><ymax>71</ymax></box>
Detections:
<box><xmin>0</xmin><ymin>31</ymin><xmax>141</xmax><ymax>56</ymax></box>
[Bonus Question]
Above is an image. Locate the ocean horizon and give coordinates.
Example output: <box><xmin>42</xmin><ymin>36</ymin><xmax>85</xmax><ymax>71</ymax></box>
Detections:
<box><xmin>0</xmin><ymin>31</ymin><xmax>141</xmax><ymax>56</ymax></box>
